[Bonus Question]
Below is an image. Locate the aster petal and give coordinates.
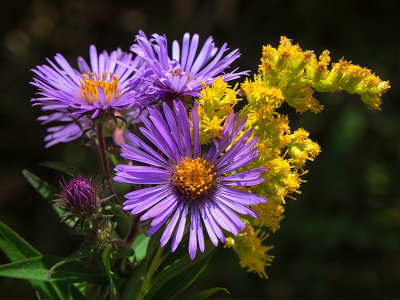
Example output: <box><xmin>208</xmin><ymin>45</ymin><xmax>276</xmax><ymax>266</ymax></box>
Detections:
<box><xmin>114</xmin><ymin>165</ymin><xmax>170</xmax><ymax>185</ymax></box>
<box><xmin>126</xmin><ymin>133</ymin><xmax>169</xmax><ymax>166</ymax></box>
<box><xmin>123</xmin><ymin>187</ymin><xmax>171</xmax><ymax>209</ymax></box>
<box><xmin>148</xmin><ymin>107</ymin><xmax>180</xmax><ymax>161</ymax></box>
<box><xmin>218</xmin><ymin>151</ymin><xmax>260</xmax><ymax>174</ymax></box>
<box><xmin>140</xmin><ymin>126</ymin><xmax>176</xmax><ymax>163</ymax></box>
<box><xmin>185</xmin><ymin>34</ymin><xmax>199</xmax><ymax>71</ymax></box>
<box><xmin>97</xmin><ymin>87</ymin><xmax>106</xmax><ymax>105</ymax></box>
<box><xmin>192</xmin><ymin>205</ymin><xmax>205</xmax><ymax>253</ymax></box>
<box><xmin>162</xmin><ymin>101</ymin><xmax>185</xmax><ymax>157</ymax></box>
<box><xmin>121</xmin><ymin>143</ymin><xmax>169</xmax><ymax>169</ymax></box>
<box><xmin>89</xmin><ymin>45</ymin><xmax>98</xmax><ymax>74</ymax></box>
<box><xmin>172</xmin><ymin>40</ymin><xmax>180</xmax><ymax>62</ymax></box>
<box><xmin>150</xmin><ymin>198</ymin><xmax>179</xmax><ymax>226</ymax></box>
<box><xmin>197</xmin><ymin>43</ymin><xmax>229</xmax><ymax>76</ymax></box>
<box><xmin>189</xmin><ymin>36</ymin><xmax>214</xmax><ymax>74</ymax></box>
<box><xmin>124</xmin><ymin>185</ymin><xmax>170</xmax><ymax>201</ymax></box>
<box><xmin>98</xmin><ymin>53</ymin><xmax>105</xmax><ymax>76</ymax></box>
<box><xmin>174</xmin><ymin>100</ymin><xmax>192</xmax><ymax>158</ymax></box>
<box><xmin>211</xmin><ymin>196</ymin><xmax>246</xmax><ymax>229</ymax></box>
<box><xmin>207</xmin><ymin>201</ymin><xmax>240</xmax><ymax>235</ymax></box>
<box><xmin>140</xmin><ymin>193</ymin><xmax>178</xmax><ymax>221</ymax></box>
<box><xmin>53</xmin><ymin>54</ymin><xmax>81</xmax><ymax>85</ymax></box>
<box><xmin>204</xmin><ymin>207</ymin><xmax>226</xmax><ymax>244</ymax></box>
<box><xmin>147</xmin><ymin>211</ymin><xmax>173</xmax><ymax>237</ymax></box>
<box><xmin>216</xmin><ymin>129</ymin><xmax>253</xmax><ymax>168</ymax></box>
<box><xmin>218</xmin><ymin>186</ymin><xmax>267</xmax><ymax>205</ymax></box>
<box><xmin>77</xmin><ymin>57</ymin><xmax>91</xmax><ymax>73</ymax></box>
<box><xmin>188</xmin><ymin>208</ymin><xmax>198</xmax><ymax>260</ymax></box>
<box><xmin>217</xmin><ymin>114</ymin><xmax>246</xmax><ymax>155</ymax></box>
<box><xmin>171</xmin><ymin>203</ymin><xmax>189</xmax><ymax>252</ymax></box>
<box><xmin>119</xmin><ymin>165</ymin><xmax>170</xmax><ymax>178</ymax></box>
<box><xmin>128</xmin><ymin>189</ymin><xmax>172</xmax><ymax>214</ymax></box>
<box><xmin>218</xmin><ymin>168</ymin><xmax>266</xmax><ymax>187</ymax></box>
<box><xmin>198</xmin><ymin>202</ymin><xmax>218</xmax><ymax>246</ymax></box>
<box><xmin>160</xmin><ymin>202</ymin><xmax>184</xmax><ymax>247</ymax></box>
<box><xmin>180</xmin><ymin>33</ymin><xmax>190</xmax><ymax>70</ymax></box>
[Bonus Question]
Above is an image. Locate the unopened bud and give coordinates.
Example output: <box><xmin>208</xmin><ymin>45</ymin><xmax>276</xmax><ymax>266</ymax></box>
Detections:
<box><xmin>58</xmin><ymin>176</ymin><xmax>99</xmax><ymax>219</ymax></box>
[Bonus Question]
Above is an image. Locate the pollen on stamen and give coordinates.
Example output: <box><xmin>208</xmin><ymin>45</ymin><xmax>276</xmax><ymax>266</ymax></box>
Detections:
<box><xmin>79</xmin><ymin>71</ymin><xmax>121</xmax><ymax>104</ymax></box>
<box><xmin>173</xmin><ymin>157</ymin><xmax>216</xmax><ymax>200</ymax></box>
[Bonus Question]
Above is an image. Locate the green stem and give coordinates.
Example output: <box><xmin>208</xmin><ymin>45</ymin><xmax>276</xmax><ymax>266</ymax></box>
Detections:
<box><xmin>136</xmin><ymin>247</ymin><xmax>164</xmax><ymax>300</ymax></box>
<box><xmin>96</xmin><ymin>121</ymin><xmax>122</xmax><ymax>206</ymax></box>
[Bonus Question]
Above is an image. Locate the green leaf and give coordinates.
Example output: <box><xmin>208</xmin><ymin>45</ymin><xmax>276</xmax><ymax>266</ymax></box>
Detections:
<box><xmin>48</xmin><ymin>246</ymin><xmax>97</xmax><ymax>280</ymax></box>
<box><xmin>132</xmin><ymin>233</ymin><xmax>150</xmax><ymax>263</ymax></box>
<box><xmin>0</xmin><ymin>220</ymin><xmax>85</xmax><ymax>299</ymax></box>
<box><xmin>39</xmin><ymin>161</ymin><xmax>85</xmax><ymax>177</ymax></box>
<box><xmin>22</xmin><ymin>169</ymin><xmax>58</xmax><ymax>201</ymax></box>
<box><xmin>121</xmin><ymin>261</ymin><xmax>146</xmax><ymax>300</ymax></box>
<box><xmin>0</xmin><ymin>220</ymin><xmax>40</xmax><ymax>260</ymax></box>
<box><xmin>102</xmin><ymin>245</ymin><xmax>117</xmax><ymax>300</ymax></box>
<box><xmin>22</xmin><ymin>169</ymin><xmax>75</xmax><ymax>228</ymax></box>
<box><xmin>186</xmin><ymin>287</ymin><xmax>230</xmax><ymax>300</ymax></box>
<box><xmin>0</xmin><ymin>256</ymin><xmax>107</xmax><ymax>284</ymax></box>
<box><xmin>145</xmin><ymin>242</ymin><xmax>215</xmax><ymax>300</ymax></box>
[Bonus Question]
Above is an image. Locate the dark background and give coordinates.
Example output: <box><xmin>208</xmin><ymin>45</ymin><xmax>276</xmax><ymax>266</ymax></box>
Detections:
<box><xmin>1</xmin><ymin>0</ymin><xmax>399</xmax><ymax>299</ymax></box>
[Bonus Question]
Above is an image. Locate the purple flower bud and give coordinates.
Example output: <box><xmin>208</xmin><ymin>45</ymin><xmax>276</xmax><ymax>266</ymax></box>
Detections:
<box><xmin>59</xmin><ymin>176</ymin><xmax>99</xmax><ymax>217</ymax></box>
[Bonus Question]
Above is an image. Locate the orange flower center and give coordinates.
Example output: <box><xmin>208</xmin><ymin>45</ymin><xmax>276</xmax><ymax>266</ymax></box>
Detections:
<box><xmin>173</xmin><ymin>158</ymin><xmax>216</xmax><ymax>199</ymax></box>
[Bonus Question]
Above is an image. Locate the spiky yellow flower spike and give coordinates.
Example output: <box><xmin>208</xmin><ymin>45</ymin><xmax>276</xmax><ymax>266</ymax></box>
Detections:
<box><xmin>197</xmin><ymin>78</ymin><xmax>240</xmax><ymax>143</ymax></box>
<box><xmin>225</xmin><ymin>223</ymin><xmax>274</xmax><ymax>278</ymax></box>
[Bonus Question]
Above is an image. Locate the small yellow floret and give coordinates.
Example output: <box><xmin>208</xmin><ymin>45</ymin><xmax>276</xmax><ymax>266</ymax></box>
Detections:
<box><xmin>225</xmin><ymin>223</ymin><xmax>274</xmax><ymax>279</ymax></box>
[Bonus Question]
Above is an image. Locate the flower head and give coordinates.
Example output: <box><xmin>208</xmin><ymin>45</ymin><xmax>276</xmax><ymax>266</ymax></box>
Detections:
<box><xmin>130</xmin><ymin>30</ymin><xmax>248</xmax><ymax>102</ymax></box>
<box><xmin>31</xmin><ymin>45</ymin><xmax>146</xmax><ymax>120</ymax></box>
<box><xmin>114</xmin><ymin>100</ymin><xmax>267</xmax><ymax>259</ymax></box>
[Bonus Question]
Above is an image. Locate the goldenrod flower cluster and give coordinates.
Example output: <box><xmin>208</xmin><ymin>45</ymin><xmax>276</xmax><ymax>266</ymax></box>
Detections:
<box><xmin>259</xmin><ymin>36</ymin><xmax>390</xmax><ymax>113</ymax></box>
<box><xmin>197</xmin><ymin>77</ymin><xmax>240</xmax><ymax>144</ymax></box>
<box><xmin>199</xmin><ymin>36</ymin><xmax>389</xmax><ymax>278</ymax></box>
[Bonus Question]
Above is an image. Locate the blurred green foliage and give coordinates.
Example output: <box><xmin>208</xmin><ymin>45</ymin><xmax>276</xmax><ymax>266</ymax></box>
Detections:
<box><xmin>1</xmin><ymin>0</ymin><xmax>399</xmax><ymax>299</ymax></box>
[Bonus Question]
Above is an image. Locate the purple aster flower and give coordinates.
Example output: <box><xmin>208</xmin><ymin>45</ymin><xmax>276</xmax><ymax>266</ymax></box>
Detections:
<box><xmin>130</xmin><ymin>30</ymin><xmax>249</xmax><ymax>102</ymax></box>
<box><xmin>31</xmin><ymin>45</ymin><xmax>146</xmax><ymax>121</ymax></box>
<box><xmin>114</xmin><ymin>100</ymin><xmax>267</xmax><ymax>259</ymax></box>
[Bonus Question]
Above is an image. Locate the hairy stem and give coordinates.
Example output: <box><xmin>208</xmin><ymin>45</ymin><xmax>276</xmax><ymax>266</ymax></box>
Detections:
<box><xmin>96</xmin><ymin>121</ymin><xmax>122</xmax><ymax>206</ymax></box>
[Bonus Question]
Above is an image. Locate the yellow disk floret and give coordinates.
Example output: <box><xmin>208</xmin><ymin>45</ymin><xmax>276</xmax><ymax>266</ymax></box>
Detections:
<box><xmin>80</xmin><ymin>71</ymin><xmax>120</xmax><ymax>104</ymax></box>
<box><xmin>173</xmin><ymin>158</ymin><xmax>216</xmax><ymax>200</ymax></box>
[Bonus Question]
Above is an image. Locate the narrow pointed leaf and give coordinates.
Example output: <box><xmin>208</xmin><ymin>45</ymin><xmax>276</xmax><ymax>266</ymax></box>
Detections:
<box><xmin>186</xmin><ymin>287</ymin><xmax>230</xmax><ymax>300</ymax></box>
<box><xmin>102</xmin><ymin>245</ymin><xmax>117</xmax><ymax>300</ymax></box>
<box><xmin>0</xmin><ymin>256</ymin><xmax>107</xmax><ymax>284</ymax></box>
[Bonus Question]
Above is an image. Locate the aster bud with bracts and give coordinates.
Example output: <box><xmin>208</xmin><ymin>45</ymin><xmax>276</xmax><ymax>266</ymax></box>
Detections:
<box><xmin>55</xmin><ymin>176</ymin><xmax>115</xmax><ymax>232</ymax></box>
